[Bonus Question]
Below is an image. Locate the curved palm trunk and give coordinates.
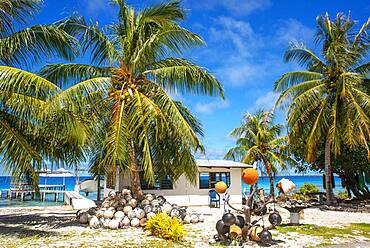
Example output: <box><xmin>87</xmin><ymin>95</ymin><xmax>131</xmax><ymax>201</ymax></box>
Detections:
<box><xmin>263</xmin><ymin>159</ymin><xmax>274</xmax><ymax>196</ymax></box>
<box><xmin>128</xmin><ymin>139</ymin><xmax>144</xmax><ymax>200</ymax></box>
<box><xmin>325</xmin><ymin>136</ymin><xmax>334</xmax><ymax>204</ymax></box>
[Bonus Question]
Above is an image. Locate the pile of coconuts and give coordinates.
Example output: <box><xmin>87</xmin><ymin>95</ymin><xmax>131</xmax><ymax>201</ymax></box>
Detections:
<box><xmin>77</xmin><ymin>189</ymin><xmax>205</xmax><ymax>229</ymax></box>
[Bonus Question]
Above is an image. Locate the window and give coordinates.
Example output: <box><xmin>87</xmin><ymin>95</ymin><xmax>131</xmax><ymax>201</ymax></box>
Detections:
<box><xmin>140</xmin><ymin>175</ymin><xmax>173</xmax><ymax>190</ymax></box>
<box><xmin>199</xmin><ymin>172</ymin><xmax>230</xmax><ymax>189</ymax></box>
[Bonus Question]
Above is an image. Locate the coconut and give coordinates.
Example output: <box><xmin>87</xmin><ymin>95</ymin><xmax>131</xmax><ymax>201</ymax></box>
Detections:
<box><xmin>127</xmin><ymin>210</ymin><xmax>136</xmax><ymax>219</ymax></box>
<box><xmin>121</xmin><ymin>216</ymin><xmax>130</xmax><ymax>227</ymax></box>
<box><xmin>114</xmin><ymin>211</ymin><xmax>125</xmax><ymax>219</ymax></box>
<box><xmin>140</xmin><ymin>218</ymin><xmax>147</xmax><ymax>226</ymax></box>
<box><xmin>141</xmin><ymin>199</ymin><xmax>150</xmax><ymax>206</ymax></box>
<box><xmin>87</xmin><ymin>207</ymin><xmax>97</xmax><ymax>216</ymax></box>
<box><xmin>79</xmin><ymin>212</ymin><xmax>89</xmax><ymax>224</ymax></box>
<box><xmin>183</xmin><ymin>215</ymin><xmax>191</xmax><ymax>224</ymax></box>
<box><xmin>198</xmin><ymin>214</ymin><xmax>205</xmax><ymax>222</ymax></box>
<box><xmin>108</xmin><ymin>191</ymin><xmax>116</xmax><ymax>199</ymax></box>
<box><xmin>102</xmin><ymin>219</ymin><xmax>110</xmax><ymax>229</ymax></box>
<box><xmin>120</xmin><ymin>198</ymin><xmax>127</xmax><ymax>206</ymax></box>
<box><xmin>144</xmin><ymin>205</ymin><xmax>152</xmax><ymax>214</ymax></box>
<box><xmin>179</xmin><ymin>208</ymin><xmax>187</xmax><ymax>219</ymax></box>
<box><xmin>121</xmin><ymin>188</ymin><xmax>131</xmax><ymax>195</ymax></box>
<box><xmin>111</xmin><ymin>200</ymin><xmax>120</xmax><ymax>208</ymax></box>
<box><xmin>131</xmin><ymin>218</ymin><xmax>140</xmax><ymax>227</ymax></box>
<box><xmin>124</xmin><ymin>194</ymin><xmax>133</xmax><ymax>201</ymax></box>
<box><xmin>190</xmin><ymin>215</ymin><xmax>199</xmax><ymax>223</ymax></box>
<box><xmin>135</xmin><ymin>208</ymin><xmax>145</xmax><ymax>219</ymax></box>
<box><xmin>151</xmin><ymin>199</ymin><xmax>159</xmax><ymax>207</ymax></box>
<box><xmin>116</xmin><ymin>206</ymin><xmax>123</xmax><ymax>211</ymax></box>
<box><xmin>157</xmin><ymin>195</ymin><xmax>165</xmax><ymax>205</ymax></box>
<box><xmin>89</xmin><ymin>216</ymin><xmax>100</xmax><ymax>229</ymax></box>
<box><xmin>123</xmin><ymin>205</ymin><xmax>132</xmax><ymax>214</ymax></box>
<box><xmin>152</xmin><ymin>206</ymin><xmax>160</xmax><ymax>213</ymax></box>
<box><xmin>170</xmin><ymin>209</ymin><xmax>180</xmax><ymax>218</ymax></box>
<box><xmin>101</xmin><ymin>201</ymin><xmax>110</xmax><ymax>208</ymax></box>
<box><xmin>147</xmin><ymin>212</ymin><xmax>156</xmax><ymax>219</ymax></box>
<box><xmin>128</xmin><ymin>198</ymin><xmax>137</xmax><ymax>208</ymax></box>
<box><xmin>109</xmin><ymin>219</ymin><xmax>120</xmax><ymax>230</ymax></box>
<box><xmin>103</xmin><ymin>209</ymin><xmax>114</xmax><ymax>219</ymax></box>
<box><xmin>145</xmin><ymin>194</ymin><xmax>154</xmax><ymax>202</ymax></box>
<box><xmin>162</xmin><ymin>203</ymin><xmax>172</xmax><ymax>214</ymax></box>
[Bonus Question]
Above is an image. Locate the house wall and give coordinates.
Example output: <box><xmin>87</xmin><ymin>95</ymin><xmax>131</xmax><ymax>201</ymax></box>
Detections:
<box><xmin>110</xmin><ymin>167</ymin><xmax>244</xmax><ymax>206</ymax></box>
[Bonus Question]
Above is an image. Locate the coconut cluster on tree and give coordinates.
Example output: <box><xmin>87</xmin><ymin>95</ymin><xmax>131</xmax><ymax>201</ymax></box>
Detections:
<box><xmin>77</xmin><ymin>190</ymin><xmax>204</xmax><ymax>229</ymax></box>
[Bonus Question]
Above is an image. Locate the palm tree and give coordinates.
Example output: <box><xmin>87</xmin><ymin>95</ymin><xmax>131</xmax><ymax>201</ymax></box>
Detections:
<box><xmin>274</xmin><ymin>13</ymin><xmax>370</xmax><ymax>204</ymax></box>
<box><xmin>40</xmin><ymin>0</ymin><xmax>224</xmax><ymax>199</ymax></box>
<box><xmin>0</xmin><ymin>0</ymin><xmax>85</xmax><ymax>186</ymax></box>
<box><xmin>225</xmin><ymin>111</ymin><xmax>292</xmax><ymax>195</ymax></box>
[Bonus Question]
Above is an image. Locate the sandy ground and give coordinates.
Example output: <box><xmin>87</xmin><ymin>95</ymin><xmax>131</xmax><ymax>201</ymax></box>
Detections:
<box><xmin>0</xmin><ymin>205</ymin><xmax>369</xmax><ymax>248</ymax></box>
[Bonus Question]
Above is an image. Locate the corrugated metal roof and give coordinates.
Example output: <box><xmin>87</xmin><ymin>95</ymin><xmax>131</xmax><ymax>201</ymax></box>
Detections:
<box><xmin>196</xmin><ymin>159</ymin><xmax>253</xmax><ymax>168</ymax></box>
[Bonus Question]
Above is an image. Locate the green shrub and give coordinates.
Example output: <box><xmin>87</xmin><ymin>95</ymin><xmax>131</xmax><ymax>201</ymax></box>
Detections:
<box><xmin>144</xmin><ymin>212</ymin><xmax>186</xmax><ymax>242</ymax></box>
<box><xmin>336</xmin><ymin>190</ymin><xmax>349</xmax><ymax>200</ymax></box>
<box><xmin>291</xmin><ymin>183</ymin><xmax>319</xmax><ymax>200</ymax></box>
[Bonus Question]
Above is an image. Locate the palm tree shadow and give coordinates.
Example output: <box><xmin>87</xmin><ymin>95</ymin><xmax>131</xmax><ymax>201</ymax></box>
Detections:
<box><xmin>0</xmin><ymin>211</ymin><xmax>80</xmax><ymax>238</ymax></box>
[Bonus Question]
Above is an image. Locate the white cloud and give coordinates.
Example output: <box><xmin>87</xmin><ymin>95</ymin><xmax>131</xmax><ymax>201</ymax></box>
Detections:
<box><xmin>275</xmin><ymin>18</ymin><xmax>315</xmax><ymax>45</ymax></box>
<box><xmin>248</xmin><ymin>91</ymin><xmax>280</xmax><ymax>112</ymax></box>
<box><xmin>195</xmin><ymin>99</ymin><xmax>230</xmax><ymax>114</ymax></box>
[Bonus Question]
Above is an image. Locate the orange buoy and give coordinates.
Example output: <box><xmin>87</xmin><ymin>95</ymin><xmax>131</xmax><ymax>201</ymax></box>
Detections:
<box><xmin>242</xmin><ymin>168</ymin><xmax>259</xmax><ymax>185</ymax></box>
<box><xmin>229</xmin><ymin>224</ymin><xmax>242</xmax><ymax>238</ymax></box>
<box><xmin>215</xmin><ymin>181</ymin><xmax>228</xmax><ymax>194</ymax></box>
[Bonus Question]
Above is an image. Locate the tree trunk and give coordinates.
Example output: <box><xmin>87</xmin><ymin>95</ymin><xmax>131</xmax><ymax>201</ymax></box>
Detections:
<box><xmin>97</xmin><ymin>174</ymin><xmax>101</xmax><ymax>201</ymax></box>
<box><xmin>129</xmin><ymin>139</ymin><xmax>144</xmax><ymax>200</ymax></box>
<box><xmin>324</xmin><ymin>136</ymin><xmax>334</xmax><ymax>204</ymax></box>
<box><xmin>263</xmin><ymin>159</ymin><xmax>274</xmax><ymax>196</ymax></box>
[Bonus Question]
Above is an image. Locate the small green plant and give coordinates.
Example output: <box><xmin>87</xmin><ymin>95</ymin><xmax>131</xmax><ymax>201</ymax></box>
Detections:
<box><xmin>144</xmin><ymin>212</ymin><xmax>186</xmax><ymax>242</ymax></box>
<box><xmin>291</xmin><ymin>183</ymin><xmax>319</xmax><ymax>200</ymax></box>
<box><xmin>336</xmin><ymin>190</ymin><xmax>349</xmax><ymax>200</ymax></box>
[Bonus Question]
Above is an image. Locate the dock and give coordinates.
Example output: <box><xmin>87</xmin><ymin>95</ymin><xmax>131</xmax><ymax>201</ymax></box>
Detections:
<box><xmin>2</xmin><ymin>184</ymin><xmax>66</xmax><ymax>202</ymax></box>
<box><xmin>1</xmin><ymin>184</ymin><xmax>96</xmax><ymax>210</ymax></box>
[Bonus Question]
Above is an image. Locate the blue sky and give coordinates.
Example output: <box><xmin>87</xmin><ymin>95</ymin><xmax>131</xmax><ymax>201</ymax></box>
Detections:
<box><xmin>27</xmin><ymin>0</ymin><xmax>370</xmax><ymax>162</ymax></box>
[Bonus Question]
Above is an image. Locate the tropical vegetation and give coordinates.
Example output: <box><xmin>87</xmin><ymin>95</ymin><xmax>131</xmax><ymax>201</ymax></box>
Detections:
<box><xmin>225</xmin><ymin>111</ymin><xmax>293</xmax><ymax>195</ymax></box>
<box><xmin>274</xmin><ymin>13</ymin><xmax>370</xmax><ymax>203</ymax></box>
<box><xmin>0</xmin><ymin>0</ymin><xmax>86</xmax><ymax>187</ymax></box>
<box><xmin>39</xmin><ymin>0</ymin><xmax>223</xmax><ymax>199</ymax></box>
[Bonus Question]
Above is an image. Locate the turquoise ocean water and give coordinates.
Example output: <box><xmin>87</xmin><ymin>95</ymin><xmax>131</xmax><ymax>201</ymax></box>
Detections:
<box><xmin>0</xmin><ymin>175</ymin><xmax>342</xmax><ymax>208</ymax></box>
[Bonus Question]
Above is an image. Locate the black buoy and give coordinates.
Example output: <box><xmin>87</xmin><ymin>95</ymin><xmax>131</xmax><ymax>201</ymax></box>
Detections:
<box><xmin>268</xmin><ymin>212</ymin><xmax>282</xmax><ymax>226</ymax></box>
<box><xmin>216</xmin><ymin>219</ymin><xmax>230</xmax><ymax>235</ymax></box>
<box><xmin>259</xmin><ymin>229</ymin><xmax>272</xmax><ymax>244</ymax></box>
<box><xmin>222</xmin><ymin>213</ymin><xmax>236</xmax><ymax>226</ymax></box>
<box><xmin>234</xmin><ymin>215</ymin><xmax>245</xmax><ymax>228</ymax></box>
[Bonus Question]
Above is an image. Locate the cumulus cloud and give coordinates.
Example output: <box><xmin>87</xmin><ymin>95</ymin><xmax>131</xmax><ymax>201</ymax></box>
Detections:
<box><xmin>195</xmin><ymin>99</ymin><xmax>230</xmax><ymax>114</ymax></box>
<box><xmin>275</xmin><ymin>18</ymin><xmax>315</xmax><ymax>45</ymax></box>
<box><xmin>248</xmin><ymin>91</ymin><xmax>280</xmax><ymax>113</ymax></box>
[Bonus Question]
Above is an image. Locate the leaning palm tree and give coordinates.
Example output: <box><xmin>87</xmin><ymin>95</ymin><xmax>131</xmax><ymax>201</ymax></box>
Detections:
<box><xmin>225</xmin><ymin>111</ymin><xmax>292</xmax><ymax>195</ymax></box>
<box><xmin>40</xmin><ymin>0</ymin><xmax>224</xmax><ymax>199</ymax></box>
<box><xmin>0</xmin><ymin>0</ymin><xmax>84</xmax><ymax>185</ymax></box>
<box><xmin>274</xmin><ymin>13</ymin><xmax>370</xmax><ymax>204</ymax></box>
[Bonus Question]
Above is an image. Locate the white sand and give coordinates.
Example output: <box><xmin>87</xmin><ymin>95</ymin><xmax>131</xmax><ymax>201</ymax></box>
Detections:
<box><xmin>0</xmin><ymin>205</ymin><xmax>369</xmax><ymax>248</ymax></box>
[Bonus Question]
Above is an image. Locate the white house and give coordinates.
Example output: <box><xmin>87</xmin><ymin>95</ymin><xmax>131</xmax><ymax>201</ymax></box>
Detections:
<box><xmin>105</xmin><ymin>160</ymin><xmax>252</xmax><ymax>206</ymax></box>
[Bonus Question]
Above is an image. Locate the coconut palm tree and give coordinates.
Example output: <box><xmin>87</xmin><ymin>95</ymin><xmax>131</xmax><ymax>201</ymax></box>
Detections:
<box><xmin>225</xmin><ymin>111</ymin><xmax>292</xmax><ymax>195</ymax></box>
<box><xmin>0</xmin><ymin>0</ymin><xmax>85</xmax><ymax>185</ymax></box>
<box><xmin>274</xmin><ymin>13</ymin><xmax>370</xmax><ymax>204</ymax></box>
<box><xmin>40</xmin><ymin>0</ymin><xmax>224</xmax><ymax>199</ymax></box>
